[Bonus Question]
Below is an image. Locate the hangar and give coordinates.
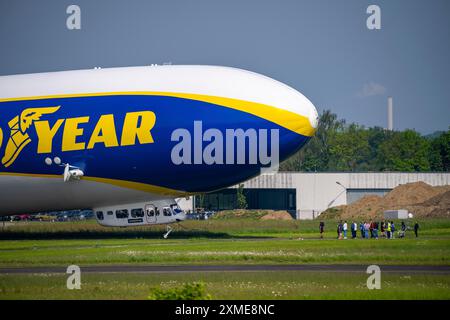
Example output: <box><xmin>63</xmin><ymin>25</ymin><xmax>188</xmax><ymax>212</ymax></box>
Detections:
<box><xmin>178</xmin><ymin>172</ymin><xmax>450</xmax><ymax>219</ymax></box>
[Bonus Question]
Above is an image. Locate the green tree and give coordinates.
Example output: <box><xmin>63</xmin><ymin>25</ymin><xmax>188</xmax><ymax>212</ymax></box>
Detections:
<box><xmin>377</xmin><ymin>130</ymin><xmax>430</xmax><ymax>171</ymax></box>
<box><xmin>195</xmin><ymin>193</ymin><xmax>206</xmax><ymax>211</ymax></box>
<box><xmin>279</xmin><ymin>111</ymin><xmax>446</xmax><ymax>173</ymax></box>
<box><xmin>328</xmin><ymin>124</ymin><xmax>370</xmax><ymax>171</ymax></box>
<box><xmin>428</xmin><ymin>129</ymin><xmax>450</xmax><ymax>171</ymax></box>
<box><xmin>365</xmin><ymin>126</ymin><xmax>390</xmax><ymax>171</ymax></box>
<box><xmin>236</xmin><ymin>184</ymin><xmax>248</xmax><ymax>209</ymax></box>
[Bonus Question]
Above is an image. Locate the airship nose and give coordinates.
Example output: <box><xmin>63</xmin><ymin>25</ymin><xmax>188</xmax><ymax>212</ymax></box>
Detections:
<box><xmin>307</xmin><ymin>100</ymin><xmax>319</xmax><ymax>130</ymax></box>
<box><xmin>257</xmin><ymin>70</ymin><xmax>318</xmax><ymax>137</ymax></box>
<box><xmin>287</xmin><ymin>88</ymin><xmax>319</xmax><ymax>136</ymax></box>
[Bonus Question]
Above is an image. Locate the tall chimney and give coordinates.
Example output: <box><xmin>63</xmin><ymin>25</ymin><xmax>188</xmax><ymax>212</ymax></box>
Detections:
<box><xmin>387</xmin><ymin>96</ymin><xmax>393</xmax><ymax>131</ymax></box>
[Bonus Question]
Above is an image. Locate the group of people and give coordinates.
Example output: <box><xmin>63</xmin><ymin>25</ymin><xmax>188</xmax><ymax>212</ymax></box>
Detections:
<box><xmin>319</xmin><ymin>220</ymin><xmax>420</xmax><ymax>239</ymax></box>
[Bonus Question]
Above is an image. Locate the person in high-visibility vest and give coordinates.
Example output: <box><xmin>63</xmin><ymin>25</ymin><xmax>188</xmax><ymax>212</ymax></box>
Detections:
<box><xmin>387</xmin><ymin>221</ymin><xmax>392</xmax><ymax>239</ymax></box>
<box><xmin>391</xmin><ymin>221</ymin><xmax>396</xmax><ymax>239</ymax></box>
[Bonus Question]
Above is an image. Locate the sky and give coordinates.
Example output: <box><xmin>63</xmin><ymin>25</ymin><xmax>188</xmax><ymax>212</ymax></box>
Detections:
<box><xmin>0</xmin><ymin>0</ymin><xmax>449</xmax><ymax>134</ymax></box>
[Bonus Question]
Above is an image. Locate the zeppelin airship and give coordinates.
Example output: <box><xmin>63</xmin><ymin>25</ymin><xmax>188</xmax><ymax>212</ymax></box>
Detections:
<box><xmin>0</xmin><ymin>65</ymin><xmax>318</xmax><ymax>228</ymax></box>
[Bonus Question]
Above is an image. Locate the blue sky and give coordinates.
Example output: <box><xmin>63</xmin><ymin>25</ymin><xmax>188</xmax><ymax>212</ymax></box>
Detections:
<box><xmin>0</xmin><ymin>0</ymin><xmax>449</xmax><ymax>134</ymax></box>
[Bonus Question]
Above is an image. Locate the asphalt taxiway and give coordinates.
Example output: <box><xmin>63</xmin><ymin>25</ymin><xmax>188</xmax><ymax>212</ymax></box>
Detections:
<box><xmin>1</xmin><ymin>265</ymin><xmax>449</xmax><ymax>274</ymax></box>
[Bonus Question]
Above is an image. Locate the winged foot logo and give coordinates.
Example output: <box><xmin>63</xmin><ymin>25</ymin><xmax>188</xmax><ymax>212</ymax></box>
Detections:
<box><xmin>1</xmin><ymin>106</ymin><xmax>60</xmax><ymax>167</ymax></box>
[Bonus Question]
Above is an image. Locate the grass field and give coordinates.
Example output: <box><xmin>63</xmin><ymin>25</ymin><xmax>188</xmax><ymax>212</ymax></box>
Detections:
<box><xmin>0</xmin><ymin>218</ymin><xmax>449</xmax><ymax>266</ymax></box>
<box><xmin>0</xmin><ymin>237</ymin><xmax>449</xmax><ymax>266</ymax></box>
<box><xmin>2</xmin><ymin>218</ymin><xmax>450</xmax><ymax>240</ymax></box>
<box><xmin>1</xmin><ymin>272</ymin><xmax>449</xmax><ymax>300</ymax></box>
<box><xmin>0</xmin><ymin>218</ymin><xmax>449</xmax><ymax>299</ymax></box>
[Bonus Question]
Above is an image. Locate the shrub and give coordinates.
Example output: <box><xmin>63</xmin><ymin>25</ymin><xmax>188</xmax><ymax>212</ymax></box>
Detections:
<box><xmin>237</xmin><ymin>184</ymin><xmax>248</xmax><ymax>209</ymax></box>
<box><xmin>148</xmin><ymin>282</ymin><xmax>212</xmax><ymax>300</ymax></box>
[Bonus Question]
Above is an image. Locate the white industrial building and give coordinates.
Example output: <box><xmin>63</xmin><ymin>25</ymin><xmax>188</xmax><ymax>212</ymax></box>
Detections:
<box><xmin>178</xmin><ymin>172</ymin><xmax>450</xmax><ymax>219</ymax></box>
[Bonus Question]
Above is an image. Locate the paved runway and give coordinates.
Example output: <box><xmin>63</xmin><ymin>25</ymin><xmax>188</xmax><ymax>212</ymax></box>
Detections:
<box><xmin>1</xmin><ymin>264</ymin><xmax>449</xmax><ymax>274</ymax></box>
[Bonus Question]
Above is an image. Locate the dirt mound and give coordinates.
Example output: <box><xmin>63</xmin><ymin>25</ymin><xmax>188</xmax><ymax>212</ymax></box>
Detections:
<box><xmin>322</xmin><ymin>182</ymin><xmax>450</xmax><ymax>219</ymax></box>
<box><xmin>260</xmin><ymin>211</ymin><xmax>293</xmax><ymax>220</ymax></box>
<box><xmin>422</xmin><ymin>190</ymin><xmax>450</xmax><ymax>207</ymax></box>
<box><xmin>214</xmin><ymin>209</ymin><xmax>293</xmax><ymax>220</ymax></box>
<box><xmin>338</xmin><ymin>195</ymin><xmax>384</xmax><ymax>219</ymax></box>
<box><xmin>383</xmin><ymin>181</ymin><xmax>448</xmax><ymax>206</ymax></box>
<box><xmin>408</xmin><ymin>190</ymin><xmax>450</xmax><ymax>218</ymax></box>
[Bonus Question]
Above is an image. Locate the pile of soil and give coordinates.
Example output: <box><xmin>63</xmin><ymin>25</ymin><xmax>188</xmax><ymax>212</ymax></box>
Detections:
<box><xmin>383</xmin><ymin>182</ymin><xmax>448</xmax><ymax>207</ymax></box>
<box><xmin>322</xmin><ymin>182</ymin><xmax>450</xmax><ymax>219</ymax></box>
<box><xmin>408</xmin><ymin>190</ymin><xmax>450</xmax><ymax>218</ymax></box>
<box><xmin>259</xmin><ymin>211</ymin><xmax>293</xmax><ymax>221</ymax></box>
<box><xmin>214</xmin><ymin>209</ymin><xmax>293</xmax><ymax>220</ymax></box>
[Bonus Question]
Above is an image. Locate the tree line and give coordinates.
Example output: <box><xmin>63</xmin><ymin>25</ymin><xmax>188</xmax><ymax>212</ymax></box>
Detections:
<box><xmin>280</xmin><ymin>110</ymin><xmax>450</xmax><ymax>172</ymax></box>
